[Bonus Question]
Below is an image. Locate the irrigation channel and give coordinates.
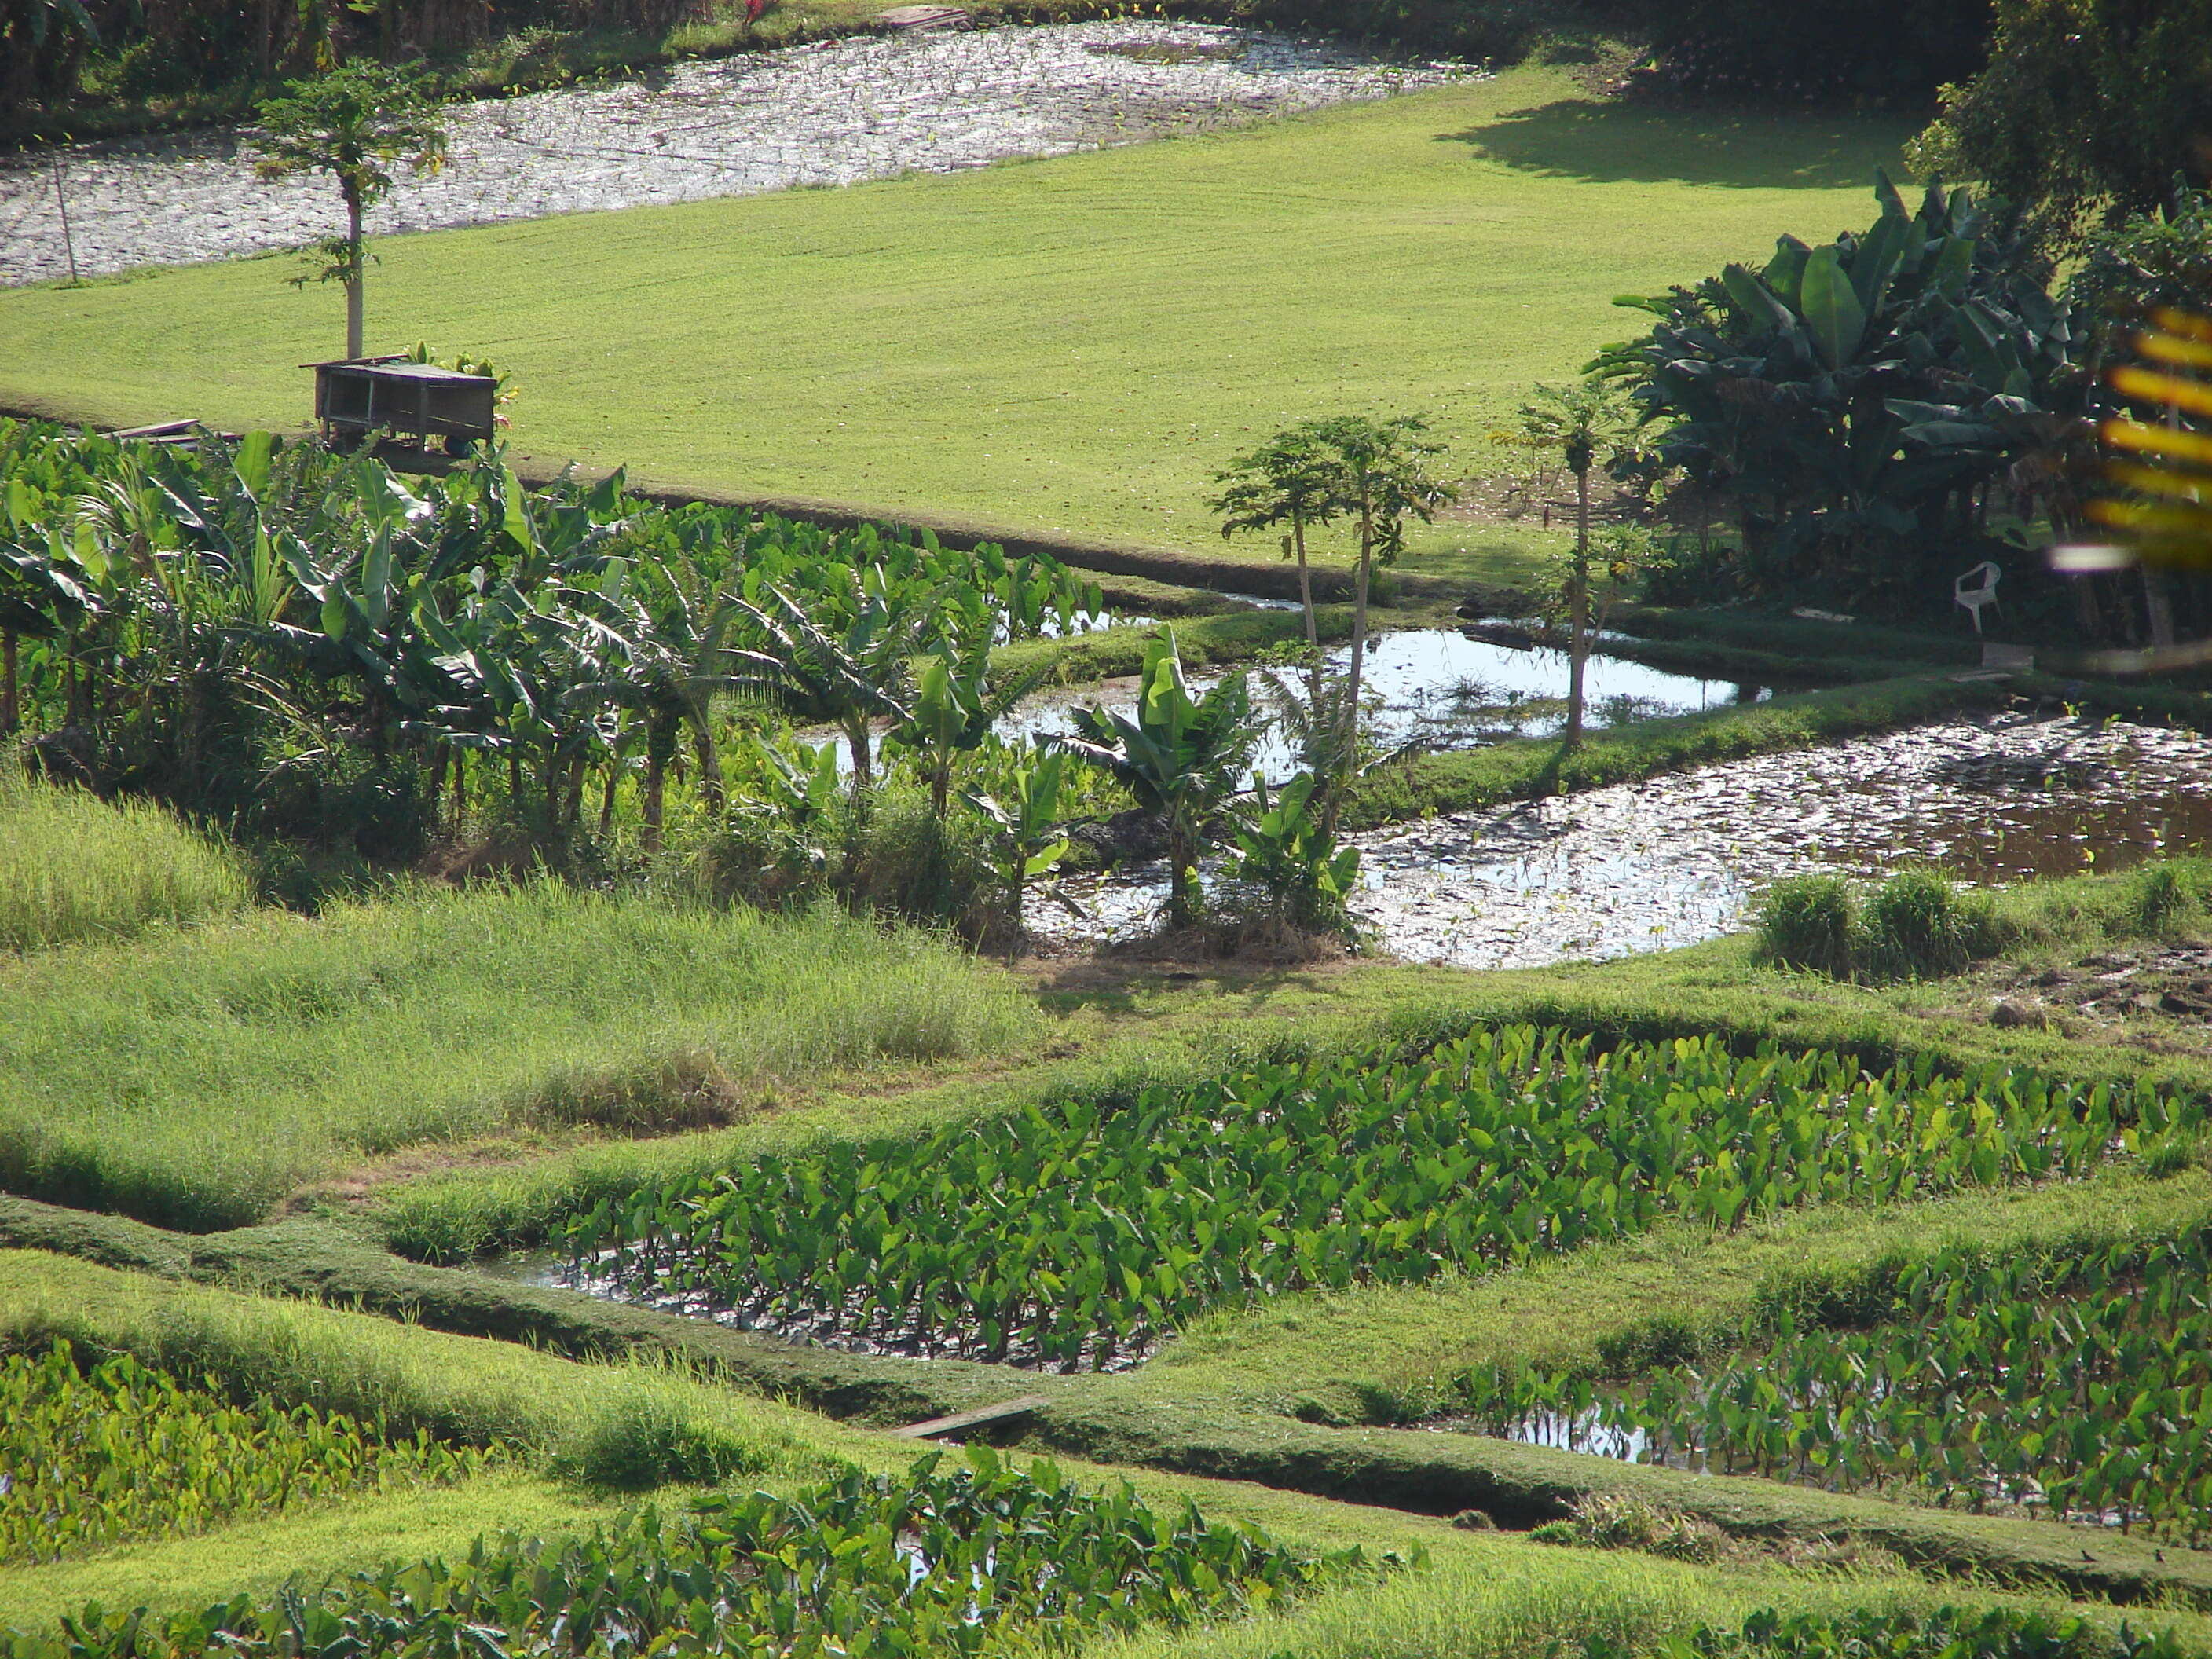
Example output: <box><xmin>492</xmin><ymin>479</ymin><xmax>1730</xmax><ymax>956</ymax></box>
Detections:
<box><xmin>0</xmin><ymin>23</ymin><xmax>1467</xmax><ymax>285</ymax></box>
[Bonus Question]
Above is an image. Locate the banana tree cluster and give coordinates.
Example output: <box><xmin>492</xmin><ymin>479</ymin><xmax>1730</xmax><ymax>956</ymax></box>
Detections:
<box><xmin>0</xmin><ymin>419</ymin><xmax>1100</xmax><ymax>865</ymax></box>
<box><xmin>1599</xmin><ymin>173</ymin><xmax>2086</xmax><ymax>602</ymax></box>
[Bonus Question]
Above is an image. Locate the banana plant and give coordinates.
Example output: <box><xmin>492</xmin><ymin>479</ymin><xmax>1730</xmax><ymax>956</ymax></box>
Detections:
<box><xmin>895</xmin><ymin>645</ymin><xmax>1045</xmax><ymax>819</ymax></box>
<box><xmin>1599</xmin><ymin>173</ymin><xmax>2081</xmax><ymax>597</ymax></box>
<box><xmin>1231</xmin><ymin>770</ymin><xmax>1360</xmax><ymax>933</ymax></box>
<box><xmin>1055</xmin><ymin>632</ymin><xmax>1258</xmax><ymax>930</ymax></box>
<box><xmin>725</xmin><ymin>575</ymin><xmax>928</xmax><ymax>802</ymax></box>
<box><xmin>962</xmin><ymin>746</ymin><xmax>1072</xmax><ymax>946</ymax></box>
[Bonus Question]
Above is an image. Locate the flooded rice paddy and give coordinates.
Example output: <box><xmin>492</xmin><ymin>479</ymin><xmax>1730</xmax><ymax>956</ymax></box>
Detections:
<box><xmin>1032</xmin><ymin>708</ymin><xmax>2212</xmax><ymax>968</ymax></box>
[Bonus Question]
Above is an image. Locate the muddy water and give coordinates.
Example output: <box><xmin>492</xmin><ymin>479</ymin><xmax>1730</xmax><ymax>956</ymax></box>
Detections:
<box><xmin>1003</xmin><ymin>628</ymin><xmax>1762</xmax><ymax>783</ymax></box>
<box><xmin>1031</xmin><ymin>712</ymin><xmax>2212</xmax><ymax>967</ymax></box>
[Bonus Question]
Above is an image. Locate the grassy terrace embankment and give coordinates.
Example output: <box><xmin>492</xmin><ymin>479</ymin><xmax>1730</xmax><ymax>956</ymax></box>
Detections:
<box><xmin>0</xmin><ymin>885</ymin><xmax>1036</xmax><ymax>1232</ymax></box>
<box><xmin>0</xmin><ymin>68</ymin><xmax>1909</xmax><ymax>586</ymax></box>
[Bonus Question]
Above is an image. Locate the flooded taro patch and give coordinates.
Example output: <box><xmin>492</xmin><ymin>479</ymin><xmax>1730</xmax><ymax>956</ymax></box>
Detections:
<box><xmin>1032</xmin><ymin>710</ymin><xmax>2212</xmax><ymax>965</ymax></box>
<box><xmin>487</xmin><ymin>1030</ymin><xmax>2147</xmax><ymax>1374</ymax></box>
<box><xmin>1430</xmin><ymin>1229</ymin><xmax>2212</xmax><ymax>1547</ymax></box>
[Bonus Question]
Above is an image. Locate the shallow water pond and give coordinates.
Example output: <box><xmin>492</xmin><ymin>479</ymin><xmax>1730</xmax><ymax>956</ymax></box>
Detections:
<box><xmin>1002</xmin><ymin>628</ymin><xmax>1762</xmax><ymax>782</ymax></box>
<box><xmin>1032</xmin><ymin>711</ymin><xmax>2212</xmax><ymax>967</ymax></box>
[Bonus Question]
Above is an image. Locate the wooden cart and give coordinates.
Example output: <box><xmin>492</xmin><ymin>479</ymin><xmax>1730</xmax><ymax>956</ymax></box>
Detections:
<box><xmin>307</xmin><ymin>357</ymin><xmax>498</xmax><ymax>453</ymax></box>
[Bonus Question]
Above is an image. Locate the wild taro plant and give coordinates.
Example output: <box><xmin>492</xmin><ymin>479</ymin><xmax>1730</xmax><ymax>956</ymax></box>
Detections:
<box><xmin>566</xmin><ymin>1028</ymin><xmax>2166</xmax><ymax>1370</ymax></box>
<box><xmin>0</xmin><ymin>1451</ymin><xmax>1390</xmax><ymax>1659</ymax></box>
<box><xmin>0</xmin><ymin>1340</ymin><xmax>489</xmax><ymax>1566</ymax></box>
<box><xmin>1452</xmin><ymin>1230</ymin><xmax>2212</xmax><ymax>1545</ymax></box>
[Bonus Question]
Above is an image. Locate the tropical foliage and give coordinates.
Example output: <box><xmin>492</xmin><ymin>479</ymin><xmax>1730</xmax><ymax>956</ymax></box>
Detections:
<box><xmin>1599</xmin><ymin>176</ymin><xmax>2085</xmax><ymax>610</ymax></box>
<box><xmin>0</xmin><ymin>421</ymin><xmax>1095</xmax><ymax>917</ymax></box>
<box><xmin>0</xmin><ymin>1339</ymin><xmax>489</xmax><ymax>1565</ymax></box>
<box><xmin>1452</xmin><ymin>1229</ymin><xmax>2212</xmax><ymax>1547</ymax></box>
<box><xmin>1057</xmin><ymin>633</ymin><xmax>1258</xmax><ymax>930</ymax></box>
<box><xmin>565</xmin><ymin>1028</ymin><xmax>2163</xmax><ymax>1369</ymax></box>
<box><xmin>0</xmin><ymin>1452</ymin><xmax>1383</xmax><ymax>1659</ymax></box>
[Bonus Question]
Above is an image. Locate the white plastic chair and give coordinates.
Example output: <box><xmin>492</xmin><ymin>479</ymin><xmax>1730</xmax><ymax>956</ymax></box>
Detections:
<box><xmin>1954</xmin><ymin>561</ymin><xmax>2001</xmax><ymax>634</ymax></box>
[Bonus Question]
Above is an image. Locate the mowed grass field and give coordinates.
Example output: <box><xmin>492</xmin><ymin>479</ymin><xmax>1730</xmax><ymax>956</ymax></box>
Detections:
<box><xmin>0</xmin><ymin>67</ymin><xmax>1909</xmax><ymax>581</ymax></box>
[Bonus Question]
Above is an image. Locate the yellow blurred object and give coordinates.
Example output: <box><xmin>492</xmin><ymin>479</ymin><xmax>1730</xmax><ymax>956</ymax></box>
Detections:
<box><xmin>2086</xmin><ymin>307</ymin><xmax>2212</xmax><ymax>569</ymax></box>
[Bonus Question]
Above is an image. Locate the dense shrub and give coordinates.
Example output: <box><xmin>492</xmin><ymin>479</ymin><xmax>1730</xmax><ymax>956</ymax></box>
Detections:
<box><xmin>1860</xmin><ymin>868</ymin><xmax>2001</xmax><ymax>980</ymax></box>
<box><xmin>1754</xmin><ymin>875</ymin><xmax>1855</xmax><ymax>979</ymax></box>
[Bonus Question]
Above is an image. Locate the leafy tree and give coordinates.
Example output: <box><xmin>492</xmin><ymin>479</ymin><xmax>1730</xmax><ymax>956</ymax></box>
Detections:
<box><xmin>252</xmin><ymin>62</ymin><xmax>448</xmax><ymax>361</ymax></box>
<box><xmin>1907</xmin><ymin>0</ymin><xmax>2212</xmax><ymax>256</ymax></box>
<box><xmin>1297</xmin><ymin>415</ymin><xmax>1451</xmax><ymax>833</ymax></box>
<box><xmin>1057</xmin><ymin>632</ymin><xmax>1258</xmax><ymax>932</ymax></box>
<box><xmin>1210</xmin><ymin>425</ymin><xmax>1340</xmax><ymax>668</ymax></box>
<box><xmin>2069</xmin><ymin>184</ymin><xmax>2212</xmax><ymax>342</ymax></box>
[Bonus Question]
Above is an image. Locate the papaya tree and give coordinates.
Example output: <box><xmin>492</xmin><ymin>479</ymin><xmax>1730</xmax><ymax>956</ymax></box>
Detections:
<box><xmin>252</xmin><ymin>63</ymin><xmax>448</xmax><ymax>361</ymax></box>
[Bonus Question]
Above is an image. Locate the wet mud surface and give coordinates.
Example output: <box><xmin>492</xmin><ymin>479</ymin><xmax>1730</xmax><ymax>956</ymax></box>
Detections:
<box><xmin>1</xmin><ymin>23</ymin><xmax>1465</xmax><ymax>285</ymax></box>
<box><xmin>485</xmin><ymin>1250</ymin><xmax>1155</xmax><ymax>1372</ymax></box>
<box><xmin>1031</xmin><ymin>712</ymin><xmax>2212</xmax><ymax>969</ymax></box>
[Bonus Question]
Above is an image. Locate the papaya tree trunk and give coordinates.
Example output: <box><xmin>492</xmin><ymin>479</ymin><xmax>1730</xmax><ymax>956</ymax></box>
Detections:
<box><xmin>1565</xmin><ymin>460</ymin><xmax>1591</xmax><ymax>753</ymax></box>
<box><xmin>343</xmin><ymin>183</ymin><xmax>366</xmax><ymax>361</ymax></box>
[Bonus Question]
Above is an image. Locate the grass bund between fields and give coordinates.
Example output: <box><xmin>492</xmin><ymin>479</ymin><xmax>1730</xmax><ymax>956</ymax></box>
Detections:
<box><xmin>0</xmin><ymin>68</ymin><xmax>1911</xmax><ymax>588</ymax></box>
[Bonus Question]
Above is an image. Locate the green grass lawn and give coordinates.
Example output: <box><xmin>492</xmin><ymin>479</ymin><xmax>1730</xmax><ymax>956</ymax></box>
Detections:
<box><xmin>0</xmin><ymin>68</ymin><xmax>1910</xmax><ymax>588</ymax></box>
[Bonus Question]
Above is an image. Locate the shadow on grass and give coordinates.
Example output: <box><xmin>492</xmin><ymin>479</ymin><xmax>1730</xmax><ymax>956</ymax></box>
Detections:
<box><xmin>1437</xmin><ymin>97</ymin><xmax>1914</xmax><ymax>191</ymax></box>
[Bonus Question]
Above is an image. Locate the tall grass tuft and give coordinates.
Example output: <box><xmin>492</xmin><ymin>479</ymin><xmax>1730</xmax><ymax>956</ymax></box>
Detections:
<box><xmin>1755</xmin><ymin>876</ymin><xmax>1857</xmax><ymax>980</ymax></box>
<box><xmin>0</xmin><ymin>771</ymin><xmax>249</xmax><ymax>952</ymax></box>
<box><xmin>0</xmin><ymin>884</ymin><xmax>1038</xmax><ymax>1231</ymax></box>
<box><xmin>1759</xmin><ymin>870</ymin><xmax>2005</xmax><ymax>983</ymax></box>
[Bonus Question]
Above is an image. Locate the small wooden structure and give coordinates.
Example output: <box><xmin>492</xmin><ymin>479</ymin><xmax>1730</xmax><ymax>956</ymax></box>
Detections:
<box><xmin>307</xmin><ymin>356</ymin><xmax>497</xmax><ymax>452</ymax></box>
<box><xmin>890</xmin><ymin>1395</ymin><xmax>1051</xmax><ymax>1441</ymax></box>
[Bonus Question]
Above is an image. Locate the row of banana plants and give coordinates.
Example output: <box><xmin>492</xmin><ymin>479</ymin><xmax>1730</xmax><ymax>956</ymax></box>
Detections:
<box><xmin>0</xmin><ymin>1339</ymin><xmax>491</xmax><ymax>1565</ymax></box>
<box><xmin>563</xmin><ymin>1027</ymin><xmax>2174</xmax><ymax>1369</ymax></box>
<box><xmin>1452</xmin><ymin>1229</ymin><xmax>2212</xmax><ymax>1546</ymax></box>
<box><xmin>0</xmin><ymin>420</ymin><xmax>1097</xmax><ymax>857</ymax></box>
<box><xmin>0</xmin><ymin>1450</ymin><xmax>1386</xmax><ymax>1659</ymax></box>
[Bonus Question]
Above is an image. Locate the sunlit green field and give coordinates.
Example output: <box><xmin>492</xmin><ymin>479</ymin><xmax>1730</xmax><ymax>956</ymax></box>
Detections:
<box><xmin>0</xmin><ymin>67</ymin><xmax>1907</xmax><ymax>582</ymax></box>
